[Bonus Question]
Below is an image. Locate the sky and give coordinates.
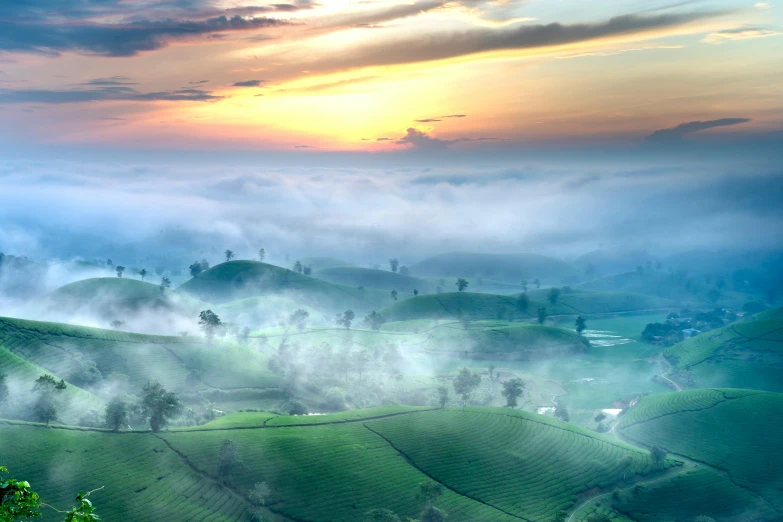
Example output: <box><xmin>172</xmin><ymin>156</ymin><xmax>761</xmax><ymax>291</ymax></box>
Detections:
<box><xmin>0</xmin><ymin>0</ymin><xmax>781</xmax><ymax>153</ymax></box>
<box><xmin>0</xmin><ymin>0</ymin><xmax>781</xmax><ymax>266</ymax></box>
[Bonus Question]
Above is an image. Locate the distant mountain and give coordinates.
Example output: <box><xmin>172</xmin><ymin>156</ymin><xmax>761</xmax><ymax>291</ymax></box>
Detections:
<box><xmin>409</xmin><ymin>252</ymin><xmax>578</xmax><ymax>283</ymax></box>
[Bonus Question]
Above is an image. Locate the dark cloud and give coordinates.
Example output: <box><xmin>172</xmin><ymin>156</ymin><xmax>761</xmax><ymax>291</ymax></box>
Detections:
<box><xmin>415</xmin><ymin>118</ymin><xmax>442</xmax><ymax>123</ymax></box>
<box><xmin>232</xmin><ymin>79</ymin><xmax>265</xmax><ymax>87</ymax></box>
<box><xmin>299</xmin><ymin>10</ymin><xmax>723</xmax><ymax>71</ymax></box>
<box><xmin>0</xmin><ymin>86</ymin><xmax>221</xmax><ymax>104</ymax></box>
<box><xmin>645</xmin><ymin>118</ymin><xmax>751</xmax><ymax>144</ymax></box>
<box><xmin>442</xmin><ymin>114</ymin><xmax>466</xmax><ymax>118</ymax></box>
<box><xmin>188</xmin><ymin>80</ymin><xmax>209</xmax><ymax>85</ymax></box>
<box><xmin>82</xmin><ymin>76</ymin><xmax>138</xmax><ymax>86</ymax></box>
<box><xmin>376</xmin><ymin>137</ymin><xmax>391</xmax><ymax>141</ymax></box>
<box><xmin>294</xmin><ymin>145</ymin><xmax>315</xmax><ymax>148</ymax></box>
<box><xmin>316</xmin><ymin>0</ymin><xmax>443</xmax><ymax>29</ymax></box>
<box><xmin>396</xmin><ymin>127</ymin><xmax>454</xmax><ymax>149</ymax></box>
<box><xmin>0</xmin><ymin>15</ymin><xmax>288</xmax><ymax>57</ymax></box>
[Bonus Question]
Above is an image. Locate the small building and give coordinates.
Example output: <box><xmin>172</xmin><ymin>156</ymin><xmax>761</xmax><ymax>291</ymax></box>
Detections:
<box><xmin>682</xmin><ymin>328</ymin><xmax>701</xmax><ymax>338</ymax></box>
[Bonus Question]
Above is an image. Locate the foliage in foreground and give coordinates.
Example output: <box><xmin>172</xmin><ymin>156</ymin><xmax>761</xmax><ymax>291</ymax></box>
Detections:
<box><xmin>0</xmin><ymin>466</ymin><xmax>101</xmax><ymax>521</ymax></box>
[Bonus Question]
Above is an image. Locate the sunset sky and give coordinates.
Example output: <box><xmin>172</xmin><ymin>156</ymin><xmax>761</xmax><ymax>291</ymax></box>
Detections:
<box><xmin>1</xmin><ymin>0</ymin><xmax>781</xmax><ymax>154</ymax></box>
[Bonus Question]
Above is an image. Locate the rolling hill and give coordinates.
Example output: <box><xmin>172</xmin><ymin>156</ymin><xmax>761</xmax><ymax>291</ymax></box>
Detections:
<box><xmin>314</xmin><ymin>266</ymin><xmax>436</xmax><ymax>294</ymax></box>
<box><xmin>618</xmin><ymin>389</ymin><xmax>783</xmax><ymax>514</ymax></box>
<box><xmin>0</xmin><ymin>406</ymin><xmax>674</xmax><ymax>522</ymax></box>
<box><xmin>380</xmin><ymin>290</ymin><xmax>675</xmax><ymax>323</ymax></box>
<box><xmin>30</xmin><ymin>277</ymin><xmax>205</xmax><ymax>334</ymax></box>
<box><xmin>664</xmin><ymin>317</ymin><xmax>783</xmax><ymax>391</ymax></box>
<box><xmin>177</xmin><ymin>260</ymin><xmax>390</xmax><ymax>312</ymax></box>
<box><xmin>0</xmin><ymin>316</ymin><xmax>279</xmax><ymax>395</ymax></box>
<box><xmin>214</xmin><ymin>295</ymin><xmax>327</xmax><ymax>330</ymax></box>
<box><xmin>409</xmin><ymin>252</ymin><xmax>579</xmax><ymax>283</ymax></box>
<box><xmin>299</xmin><ymin>256</ymin><xmax>355</xmax><ymax>272</ymax></box>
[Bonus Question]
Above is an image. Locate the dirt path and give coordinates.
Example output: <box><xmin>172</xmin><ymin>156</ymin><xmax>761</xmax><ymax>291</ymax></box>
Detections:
<box><xmin>659</xmin><ymin>355</ymin><xmax>682</xmax><ymax>391</ymax></box>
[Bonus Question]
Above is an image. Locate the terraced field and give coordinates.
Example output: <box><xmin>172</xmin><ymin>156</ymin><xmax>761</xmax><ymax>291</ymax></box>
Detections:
<box><xmin>618</xmin><ymin>389</ymin><xmax>783</xmax><ymax>513</ymax></box>
<box><xmin>0</xmin><ymin>316</ymin><xmax>279</xmax><ymax>394</ymax></box>
<box><xmin>664</xmin><ymin>318</ymin><xmax>783</xmax><ymax>391</ymax></box>
<box><xmin>0</xmin><ymin>425</ymin><xmax>252</xmax><ymax>522</ymax></box>
<box><xmin>177</xmin><ymin>261</ymin><xmax>390</xmax><ymax>312</ymax></box>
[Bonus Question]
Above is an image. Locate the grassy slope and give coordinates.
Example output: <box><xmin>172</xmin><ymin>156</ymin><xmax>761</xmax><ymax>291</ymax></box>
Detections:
<box><xmin>0</xmin><ymin>348</ymin><xmax>105</xmax><ymax>424</ymax></box>
<box><xmin>664</xmin><ymin>318</ymin><xmax>783</xmax><ymax>391</ymax></box>
<box><xmin>177</xmin><ymin>260</ymin><xmax>390</xmax><ymax>312</ymax></box>
<box><xmin>215</xmin><ymin>296</ymin><xmax>327</xmax><ymax>328</ymax></box>
<box><xmin>0</xmin><ymin>316</ymin><xmax>278</xmax><ymax>394</ymax></box>
<box><xmin>314</xmin><ymin>266</ymin><xmax>436</xmax><ymax>294</ymax></box>
<box><xmin>0</xmin><ymin>425</ymin><xmax>251</xmax><ymax>522</ymax></box>
<box><xmin>618</xmin><ymin>389</ymin><xmax>783</xmax><ymax>514</ymax></box>
<box><xmin>161</xmin><ymin>407</ymin><xmax>671</xmax><ymax>522</ymax></box>
<box><xmin>299</xmin><ymin>257</ymin><xmax>354</xmax><ymax>272</ymax></box>
<box><xmin>409</xmin><ymin>252</ymin><xmax>579</xmax><ymax>283</ymax></box>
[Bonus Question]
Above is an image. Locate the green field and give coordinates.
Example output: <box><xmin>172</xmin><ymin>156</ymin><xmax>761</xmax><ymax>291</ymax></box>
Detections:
<box><xmin>0</xmin><ymin>316</ymin><xmax>279</xmax><ymax>395</ymax></box>
<box><xmin>177</xmin><ymin>260</ymin><xmax>391</xmax><ymax>312</ymax></box>
<box><xmin>664</xmin><ymin>318</ymin><xmax>783</xmax><ymax>391</ymax></box>
<box><xmin>0</xmin><ymin>407</ymin><xmax>680</xmax><ymax>522</ymax></box>
<box><xmin>618</xmin><ymin>389</ymin><xmax>783</xmax><ymax>512</ymax></box>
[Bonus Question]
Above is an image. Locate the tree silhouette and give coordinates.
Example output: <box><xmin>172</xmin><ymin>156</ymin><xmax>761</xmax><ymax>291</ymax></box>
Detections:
<box><xmin>115</xmin><ymin>266</ymin><xmax>125</xmax><ymax>278</ymax></box>
<box><xmin>456</xmin><ymin>278</ymin><xmax>469</xmax><ymax>292</ymax></box>
<box><xmin>139</xmin><ymin>268</ymin><xmax>147</xmax><ymax>281</ymax></box>
<box><xmin>225</xmin><ymin>250</ymin><xmax>235</xmax><ymax>262</ymax></box>
<box><xmin>389</xmin><ymin>258</ymin><xmax>399</xmax><ymax>272</ymax></box>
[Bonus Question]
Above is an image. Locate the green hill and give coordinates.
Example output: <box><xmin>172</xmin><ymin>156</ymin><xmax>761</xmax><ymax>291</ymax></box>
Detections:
<box><xmin>664</xmin><ymin>318</ymin><xmax>783</xmax><ymax>391</ymax></box>
<box><xmin>380</xmin><ymin>291</ymin><xmax>674</xmax><ymax>323</ymax></box>
<box><xmin>0</xmin><ymin>347</ymin><xmax>105</xmax><ymax>424</ymax></box>
<box><xmin>409</xmin><ymin>252</ymin><xmax>579</xmax><ymax>283</ymax></box>
<box><xmin>314</xmin><ymin>266</ymin><xmax>435</xmax><ymax>294</ymax></box>
<box><xmin>580</xmin><ymin>270</ymin><xmax>749</xmax><ymax>307</ymax></box>
<box><xmin>0</xmin><ymin>316</ymin><xmax>278</xmax><ymax>395</ymax></box>
<box><xmin>214</xmin><ymin>295</ymin><xmax>327</xmax><ymax>330</ymax></box>
<box><xmin>31</xmin><ymin>277</ymin><xmax>205</xmax><ymax>332</ymax></box>
<box><xmin>618</xmin><ymin>389</ymin><xmax>783</xmax><ymax>513</ymax></box>
<box><xmin>177</xmin><ymin>260</ymin><xmax>390</xmax><ymax>312</ymax></box>
<box><xmin>299</xmin><ymin>256</ymin><xmax>354</xmax><ymax>272</ymax></box>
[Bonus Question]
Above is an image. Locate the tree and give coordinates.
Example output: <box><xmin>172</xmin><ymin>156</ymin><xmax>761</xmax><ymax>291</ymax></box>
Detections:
<box><xmin>575</xmin><ymin>316</ymin><xmax>587</xmax><ymax>335</ymax></box>
<box><xmin>437</xmin><ymin>386</ymin><xmax>449</xmax><ymax>408</ymax></box>
<box><xmin>106</xmin><ymin>259</ymin><xmax>113</xmax><ymax>268</ymax></box>
<box><xmin>488</xmin><ymin>363</ymin><xmax>496</xmax><ymax>380</ymax></box>
<box><xmin>537</xmin><ymin>307</ymin><xmax>547</xmax><ymax>325</ymax></box>
<box><xmin>139</xmin><ymin>268</ymin><xmax>147</xmax><ymax>281</ymax></box>
<box><xmin>200</xmin><ymin>259</ymin><xmax>210</xmax><ymax>271</ymax></box>
<box><xmin>650</xmin><ymin>445</ymin><xmax>667</xmax><ymax>464</ymax></box>
<box><xmin>534</xmin><ymin>278</ymin><xmax>540</xmax><ymax>289</ymax></box>
<box><xmin>336</xmin><ymin>310</ymin><xmax>355</xmax><ymax>329</ymax></box>
<box><xmin>548</xmin><ymin>287</ymin><xmax>561</xmax><ymax>305</ymax></box>
<box><xmin>159</xmin><ymin>277</ymin><xmax>171</xmax><ymax>292</ymax></box>
<box><xmin>115</xmin><ymin>265</ymin><xmax>125</xmax><ymax>278</ymax></box>
<box><xmin>225</xmin><ymin>249</ymin><xmax>234</xmax><ymax>262</ymax></box>
<box><xmin>554</xmin><ymin>400</ymin><xmax>569</xmax><ymax>422</ymax></box>
<box><xmin>293</xmin><ymin>261</ymin><xmax>303</xmax><ymax>274</ymax></box>
<box><xmin>456</xmin><ymin>278</ymin><xmax>469</xmax><ymax>292</ymax></box>
<box><xmin>413</xmin><ymin>289</ymin><xmax>419</xmax><ymax>296</ymax></box>
<box><xmin>549</xmin><ymin>512</ymin><xmax>568</xmax><ymax>522</ymax></box>
<box><xmin>303</xmin><ymin>265</ymin><xmax>312</xmax><ymax>276</ymax></box>
<box><xmin>363</xmin><ymin>311</ymin><xmax>386</xmax><ymax>331</ymax></box>
<box><xmin>140</xmin><ymin>380</ymin><xmax>182</xmax><ymax>432</ymax></box>
<box><xmin>517</xmin><ymin>293</ymin><xmax>529</xmax><ymax>312</ymax></box>
<box><xmin>618</xmin><ymin>455</ymin><xmax>633</xmax><ymax>480</ymax></box>
<box><xmin>289</xmin><ymin>309</ymin><xmax>309</xmax><ymax>332</ymax></box>
<box><xmin>0</xmin><ymin>373</ymin><xmax>8</xmax><ymax>408</ymax></box>
<box><xmin>420</xmin><ymin>506</ymin><xmax>447</xmax><ymax>522</ymax></box>
<box><xmin>199</xmin><ymin>310</ymin><xmax>222</xmax><ymax>344</ymax></box>
<box><xmin>189</xmin><ymin>262</ymin><xmax>203</xmax><ymax>278</ymax></box>
<box><xmin>1</xmin><ymin>466</ymin><xmax>102</xmax><ymax>522</ymax></box>
<box><xmin>364</xmin><ymin>509</ymin><xmax>401</xmax><ymax>522</ymax></box>
<box><xmin>32</xmin><ymin>374</ymin><xmax>66</xmax><ymax>425</ymax></box>
<box><xmin>258</xmin><ymin>248</ymin><xmax>266</xmax><ymax>262</ymax></box>
<box><xmin>453</xmin><ymin>367</ymin><xmax>481</xmax><ymax>404</ymax></box>
<box><xmin>521</xmin><ymin>280</ymin><xmax>528</xmax><ymax>292</ymax></box>
<box><xmin>389</xmin><ymin>258</ymin><xmax>399</xmax><ymax>273</ymax></box>
<box><xmin>390</xmin><ymin>290</ymin><xmax>398</xmax><ymax>301</ymax></box>
<box><xmin>217</xmin><ymin>439</ymin><xmax>244</xmax><ymax>485</ymax></box>
<box><xmin>417</xmin><ymin>481</ymin><xmax>446</xmax><ymax>522</ymax></box>
<box><xmin>110</xmin><ymin>320</ymin><xmax>124</xmax><ymax>329</ymax></box>
<box><xmin>0</xmin><ymin>466</ymin><xmax>42</xmax><ymax>520</ymax></box>
<box><xmin>105</xmin><ymin>397</ymin><xmax>128</xmax><ymax>432</ymax></box>
<box><xmin>501</xmin><ymin>378</ymin><xmax>525</xmax><ymax>408</ymax></box>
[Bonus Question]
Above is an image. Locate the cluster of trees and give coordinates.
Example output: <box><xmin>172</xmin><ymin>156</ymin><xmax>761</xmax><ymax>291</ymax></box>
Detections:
<box><xmin>363</xmin><ymin>480</ymin><xmax>447</xmax><ymax>522</ymax></box>
<box><xmin>104</xmin><ymin>380</ymin><xmax>182</xmax><ymax>432</ymax></box>
<box><xmin>292</xmin><ymin>261</ymin><xmax>312</xmax><ymax>275</ymax></box>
